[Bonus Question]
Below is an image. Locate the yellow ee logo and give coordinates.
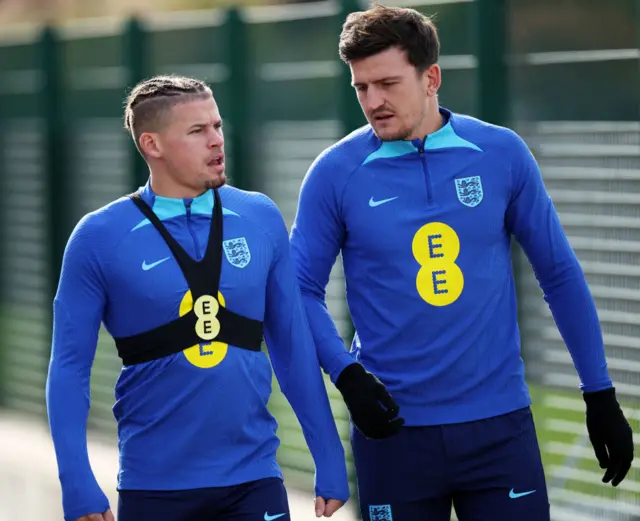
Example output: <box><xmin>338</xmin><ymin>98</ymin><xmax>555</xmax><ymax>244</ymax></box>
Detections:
<box><xmin>412</xmin><ymin>222</ymin><xmax>464</xmax><ymax>306</ymax></box>
<box><xmin>179</xmin><ymin>290</ymin><xmax>228</xmax><ymax>368</ymax></box>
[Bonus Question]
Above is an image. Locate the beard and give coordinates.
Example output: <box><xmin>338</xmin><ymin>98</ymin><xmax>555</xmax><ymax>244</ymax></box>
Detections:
<box><xmin>204</xmin><ymin>172</ymin><xmax>226</xmax><ymax>190</ymax></box>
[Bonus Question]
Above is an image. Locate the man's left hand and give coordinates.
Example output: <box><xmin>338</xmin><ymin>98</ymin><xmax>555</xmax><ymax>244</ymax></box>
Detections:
<box><xmin>584</xmin><ymin>387</ymin><xmax>634</xmax><ymax>486</ymax></box>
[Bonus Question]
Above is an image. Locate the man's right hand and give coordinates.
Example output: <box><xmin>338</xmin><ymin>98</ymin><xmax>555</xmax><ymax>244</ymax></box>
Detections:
<box><xmin>75</xmin><ymin>509</ymin><xmax>115</xmax><ymax>521</ymax></box>
<box><xmin>335</xmin><ymin>363</ymin><xmax>404</xmax><ymax>439</ymax></box>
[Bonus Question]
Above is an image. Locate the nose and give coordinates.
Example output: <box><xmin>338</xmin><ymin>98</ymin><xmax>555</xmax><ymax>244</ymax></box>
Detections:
<box><xmin>363</xmin><ymin>86</ymin><xmax>385</xmax><ymax>114</ymax></box>
<box><xmin>209</xmin><ymin>127</ymin><xmax>224</xmax><ymax>148</ymax></box>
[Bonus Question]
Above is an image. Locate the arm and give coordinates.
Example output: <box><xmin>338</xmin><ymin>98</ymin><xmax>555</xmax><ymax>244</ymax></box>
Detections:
<box><xmin>289</xmin><ymin>154</ymin><xmax>355</xmax><ymax>383</ymax></box>
<box><xmin>46</xmin><ymin>215</ymin><xmax>111</xmax><ymax>521</ymax></box>
<box><xmin>505</xmin><ymin>132</ymin><xmax>634</xmax><ymax>487</ymax></box>
<box><xmin>290</xmin><ymin>153</ymin><xmax>404</xmax><ymax>440</ymax></box>
<box><xmin>505</xmin><ymin>132</ymin><xmax>611</xmax><ymax>392</ymax></box>
<box><xmin>262</xmin><ymin>200</ymin><xmax>350</xmax><ymax>504</ymax></box>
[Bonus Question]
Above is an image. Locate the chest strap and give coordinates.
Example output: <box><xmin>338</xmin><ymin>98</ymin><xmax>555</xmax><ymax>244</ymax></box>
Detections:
<box><xmin>113</xmin><ymin>189</ymin><xmax>263</xmax><ymax>366</ymax></box>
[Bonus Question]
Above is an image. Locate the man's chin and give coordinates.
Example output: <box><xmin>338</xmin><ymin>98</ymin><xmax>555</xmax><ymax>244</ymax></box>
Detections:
<box><xmin>372</xmin><ymin>126</ymin><xmax>409</xmax><ymax>142</ymax></box>
<box><xmin>204</xmin><ymin>173</ymin><xmax>227</xmax><ymax>190</ymax></box>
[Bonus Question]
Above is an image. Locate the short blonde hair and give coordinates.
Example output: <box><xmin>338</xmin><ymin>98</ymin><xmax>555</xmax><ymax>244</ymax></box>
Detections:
<box><xmin>123</xmin><ymin>75</ymin><xmax>212</xmax><ymax>154</ymax></box>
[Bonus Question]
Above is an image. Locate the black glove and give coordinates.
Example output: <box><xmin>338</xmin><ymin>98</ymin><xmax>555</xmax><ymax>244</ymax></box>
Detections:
<box><xmin>336</xmin><ymin>362</ymin><xmax>404</xmax><ymax>439</ymax></box>
<box><xmin>583</xmin><ymin>387</ymin><xmax>634</xmax><ymax>486</ymax></box>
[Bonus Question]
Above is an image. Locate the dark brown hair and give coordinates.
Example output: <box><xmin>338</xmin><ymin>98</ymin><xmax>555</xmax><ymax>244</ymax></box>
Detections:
<box><xmin>338</xmin><ymin>4</ymin><xmax>440</xmax><ymax>71</ymax></box>
<box><xmin>124</xmin><ymin>75</ymin><xmax>212</xmax><ymax>154</ymax></box>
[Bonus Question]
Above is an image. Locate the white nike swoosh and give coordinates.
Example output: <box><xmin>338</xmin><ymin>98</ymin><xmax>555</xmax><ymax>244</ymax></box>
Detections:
<box><xmin>264</xmin><ymin>513</ymin><xmax>286</xmax><ymax>521</ymax></box>
<box><xmin>369</xmin><ymin>196</ymin><xmax>398</xmax><ymax>207</ymax></box>
<box><xmin>509</xmin><ymin>489</ymin><xmax>536</xmax><ymax>499</ymax></box>
<box><xmin>142</xmin><ymin>257</ymin><xmax>170</xmax><ymax>271</ymax></box>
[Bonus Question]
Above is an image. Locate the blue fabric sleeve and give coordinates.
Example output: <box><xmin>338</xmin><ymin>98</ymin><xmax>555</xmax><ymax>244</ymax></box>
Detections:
<box><xmin>289</xmin><ymin>155</ymin><xmax>356</xmax><ymax>384</ymax></box>
<box><xmin>45</xmin><ymin>215</ymin><xmax>111</xmax><ymax>521</ymax></box>
<box><xmin>505</xmin><ymin>131</ymin><xmax>612</xmax><ymax>392</ymax></box>
<box><xmin>262</xmin><ymin>199</ymin><xmax>350</xmax><ymax>503</ymax></box>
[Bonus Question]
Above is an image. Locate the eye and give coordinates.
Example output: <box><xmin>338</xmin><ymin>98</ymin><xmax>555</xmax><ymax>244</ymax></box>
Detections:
<box><xmin>190</xmin><ymin>128</ymin><xmax>203</xmax><ymax>134</ymax></box>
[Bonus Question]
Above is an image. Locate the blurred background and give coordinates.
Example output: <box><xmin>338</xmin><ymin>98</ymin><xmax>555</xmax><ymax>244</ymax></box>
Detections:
<box><xmin>0</xmin><ymin>0</ymin><xmax>639</xmax><ymax>519</ymax></box>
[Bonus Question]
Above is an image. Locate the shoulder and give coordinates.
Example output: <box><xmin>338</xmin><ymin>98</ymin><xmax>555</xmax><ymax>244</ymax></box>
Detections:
<box><xmin>304</xmin><ymin>125</ymin><xmax>380</xmax><ymax>185</ymax></box>
<box><xmin>219</xmin><ymin>185</ymin><xmax>283</xmax><ymax>223</ymax></box>
<box><xmin>219</xmin><ymin>185</ymin><xmax>287</xmax><ymax>245</ymax></box>
<box><xmin>449</xmin><ymin>111</ymin><xmax>532</xmax><ymax>161</ymax></box>
<box><xmin>66</xmin><ymin>196</ymin><xmax>135</xmax><ymax>249</ymax></box>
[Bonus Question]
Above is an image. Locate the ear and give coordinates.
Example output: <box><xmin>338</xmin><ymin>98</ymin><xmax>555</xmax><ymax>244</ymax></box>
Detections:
<box><xmin>139</xmin><ymin>131</ymin><xmax>162</xmax><ymax>159</ymax></box>
<box><xmin>423</xmin><ymin>64</ymin><xmax>441</xmax><ymax>97</ymax></box>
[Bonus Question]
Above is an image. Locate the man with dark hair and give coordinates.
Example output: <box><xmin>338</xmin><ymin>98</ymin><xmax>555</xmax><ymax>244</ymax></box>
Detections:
<box><xmin>46</xmin><ymin>75</ymin><xmax>349</xmax><ymax>521</ymax></box>
<box><xmin>290</xmin><ymin>5</ymin><xmax>633</xmax><ymax>521</ymax></box>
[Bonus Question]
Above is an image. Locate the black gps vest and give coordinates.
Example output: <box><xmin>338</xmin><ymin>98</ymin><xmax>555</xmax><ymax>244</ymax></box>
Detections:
<box><xmin>114</xmin><ymin>189</ymin><xmax>264</xmax><ymax>366</ymax></box>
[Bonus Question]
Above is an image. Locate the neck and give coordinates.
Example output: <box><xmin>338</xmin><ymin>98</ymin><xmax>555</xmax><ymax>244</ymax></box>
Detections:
<box><xmin>409</xmin><ymin>103</ymin><xmax>444</xmax><ymax>141</ymax></box>
<box><xmin>149</xmin><ymin>171</ymin><xmax>205</xmax><ymax>199</ymax></box>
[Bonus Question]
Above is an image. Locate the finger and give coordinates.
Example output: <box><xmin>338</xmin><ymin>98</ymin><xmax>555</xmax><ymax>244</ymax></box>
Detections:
<box><xmin>103</xmin><ymin>509</ymin><xmax>116</xmax><ymax>521</ymax></box>
<box><xmin>602</xmin><ymin>446</ymin><xmax>620</xmax><ymax>483</ymax></box>
<box><xmin>602</xmin><ymin>466</ymin><xmax>616</xmax><ymax>484</ymax></box>
<box><xmin>375</xmin><ymin>387</ymin><xmax>399</xmax><ymax>418</ymax></box>
<box><xmin>590</xmin><ymin>438</ymin><xmax>610</xmax><ymax>469</ymax></box>
<box><xmin>367</xmin><ymin>416</ymin><xmax>405</xmax><ymax>440</ymax></box>
<box><xmin>323</xmin><ymin>499</ymin><xmax>344</xmax><ymax>517</ymax></box>
<box><xmin>315</xmin><ymin>496</ymin><xmax>326</xmax><ymax>518</ymax></box>
<box><xmin>612</xmin><ymin>458</ymin><xmax>632</xmax><ymax>487</ymax></box>
<box><xmin>387</xmin><ymin>416</ymin><xmax>405</xmax><ymax>435</ymax></box>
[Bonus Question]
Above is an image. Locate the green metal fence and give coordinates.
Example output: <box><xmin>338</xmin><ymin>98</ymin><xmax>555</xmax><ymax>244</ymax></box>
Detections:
<box><xmin>0</xmin><ymin>0</ymin><xmax>639</xmax><ymax>519</ymax></box>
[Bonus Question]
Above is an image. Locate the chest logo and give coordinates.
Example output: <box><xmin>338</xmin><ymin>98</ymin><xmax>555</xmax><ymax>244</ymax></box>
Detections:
<box><xmin>223</xmin><ymin>237</ymin><xmax>251</xmax><ymax>268</ymax></box>
<box><xmin>455</xmin><ymin>176</ymin><xmax>483</xmax><ymax>208</ymax></box>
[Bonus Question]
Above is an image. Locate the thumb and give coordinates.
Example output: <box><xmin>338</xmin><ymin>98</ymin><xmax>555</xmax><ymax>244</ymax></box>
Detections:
<box><xmin>315</xmin><ymin>496</ymin><xmax>326</xmax><ymax>518</ymax></box>
<box><xmin>103</xmin><ymin>509</ymin><xmax>116</xmax><ymax>521</ymax></box>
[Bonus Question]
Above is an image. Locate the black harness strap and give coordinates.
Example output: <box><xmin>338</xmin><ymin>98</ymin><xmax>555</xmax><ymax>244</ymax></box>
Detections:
<box><xmin>114</xmin><ymin>189</ymin><xmax>263</xmax><ymax>366</ymax></box>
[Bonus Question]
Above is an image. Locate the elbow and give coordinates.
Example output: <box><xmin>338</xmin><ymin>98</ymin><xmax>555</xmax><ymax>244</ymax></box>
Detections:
<box><xmin>537</xmin><ymin>258</ymin><xmax>585</xmax><ymax>295</ymax></box>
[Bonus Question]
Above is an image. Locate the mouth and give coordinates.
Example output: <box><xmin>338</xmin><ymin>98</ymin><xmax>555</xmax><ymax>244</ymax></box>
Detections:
<box><xmin>372</xmin><ymin>113</ymin><xmax>395</xmax><ymax>123</ymax></box>
<box><xmin>207</xmin><ymin>154</ymin><xmax>224</xmax><ymax>168</ymax></box>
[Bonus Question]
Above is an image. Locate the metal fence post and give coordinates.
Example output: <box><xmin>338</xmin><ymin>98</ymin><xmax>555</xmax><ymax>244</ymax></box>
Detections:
<box><xmin>40</xmin><ymin>24</ymin><xmax>71</xmax><ymax>385</ymax></box>
<box><xmin>226</xmin><ymin>8</ymin><xmax>251</xmax><ymax>191</ymax></box>
<box><xmin>339</xmin><ymin>0</ymin><xmax>365</xmax><ymax>136</ymax></box>
<box><xmin>475</xmin><ymin>0</ymin><xmax>509</xmax><ymax>126</ymax></box>
<box><xmin>475</xmin><ymin>0</ymin><xmax>530</xmax><ymax>360</ymax></box>
<box><xmin>40</xmin><ymin>25</ymin><xmax>68</xmax><ymax>304</ymax></box>
<box><xmin>123</xmin><ymin>17</ymin><xmax>150</xmax><ymax>191</ymax></box>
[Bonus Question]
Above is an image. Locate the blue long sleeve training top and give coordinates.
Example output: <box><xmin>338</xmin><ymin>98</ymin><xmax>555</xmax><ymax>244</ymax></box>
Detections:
<box><xmin>290</xmin><ymin>107</ymin><xmax>612</xmax><ymax>427</ymax></box>
<box><xmin>46</xmin><ymin>181</ymin><xmax>349</xmax><ymax>521</ymax></box>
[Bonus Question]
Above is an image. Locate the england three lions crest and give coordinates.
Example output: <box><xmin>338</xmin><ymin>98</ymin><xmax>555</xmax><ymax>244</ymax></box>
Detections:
<box><xmin>455</xmin><ymin>176</ymin><xmax>483</xmax><ymax>207</ymax></box>
<box><xmin>223</xmin><ymin>237</ymin><xmax>251</xmax><ymax>268</ymax></box>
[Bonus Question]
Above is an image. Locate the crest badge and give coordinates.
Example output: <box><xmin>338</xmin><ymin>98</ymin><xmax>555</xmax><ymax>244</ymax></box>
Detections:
<box><xmin>223</xmin><ymin>237</ymin><xmax>251</xmax><ymax>268</ymax></box>
<box><xmin>455</xmin><ymin>175</ymin><xmax>483</xmax><ymax>208</ymax></box>
<box><xmin>369</xmin><ymin>505</ymin><xmax>393</xmax><ymax>521</ymax></box>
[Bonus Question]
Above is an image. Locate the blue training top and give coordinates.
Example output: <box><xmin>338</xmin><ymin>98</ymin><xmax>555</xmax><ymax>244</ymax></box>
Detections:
<box><xmin>46</xmin><ymin>182</ymin><xmax>349</xmax><ymax>521</ymax></box>
<box><xmin>290</xmin><ymin>107</ymin><xmax>612</xmax><ymax>427</ymax></box>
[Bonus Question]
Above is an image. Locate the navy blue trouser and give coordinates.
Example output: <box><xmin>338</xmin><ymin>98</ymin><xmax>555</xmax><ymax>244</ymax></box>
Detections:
<box><xmin>352</xmin><ymin>407</ymin><xmax>550</xmax><ymax>521</ymax></box>
<box><xmin>118</xmin><ymin>477</ymin><xmax>290</xmax><ymax>521</ymax></box>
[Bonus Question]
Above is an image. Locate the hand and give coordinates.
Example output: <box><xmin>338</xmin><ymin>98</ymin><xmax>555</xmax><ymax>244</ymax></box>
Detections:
<box><xmin>75</xmin><ymin>509</ymin><xmax>115</xmax><ymax>521</ymax></box>
<box><xmin>584</xmin><ymin>387</ymin><xmax>634</xmax><ymax>486</ymax></box>
<box><xmin>336</xmin><ymin>363</ymin><xmax>404</xmax><ymax>439</ymax></box>
<box><xmin>314</xmin><ymin>497</ymin><xmax>344</xmax><ymax>517</ymax></box>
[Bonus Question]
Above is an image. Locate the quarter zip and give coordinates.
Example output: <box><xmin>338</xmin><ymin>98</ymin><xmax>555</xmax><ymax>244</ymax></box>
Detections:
<box><xmin>417</xmin><ymin>139</ymin><xmax>434</xmax><ymax>205</ymax></box>
<box><xmin>185</xmin><ymin>200</ymin><xmax>202</xmax><ymax>260</ymax></box>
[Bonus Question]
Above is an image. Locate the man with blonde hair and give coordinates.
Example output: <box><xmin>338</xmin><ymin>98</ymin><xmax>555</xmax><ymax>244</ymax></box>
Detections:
<box><xmin>46</xmin><ymin>75</ymin><xmax>349</xmax><ymax>521</ymax></box>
